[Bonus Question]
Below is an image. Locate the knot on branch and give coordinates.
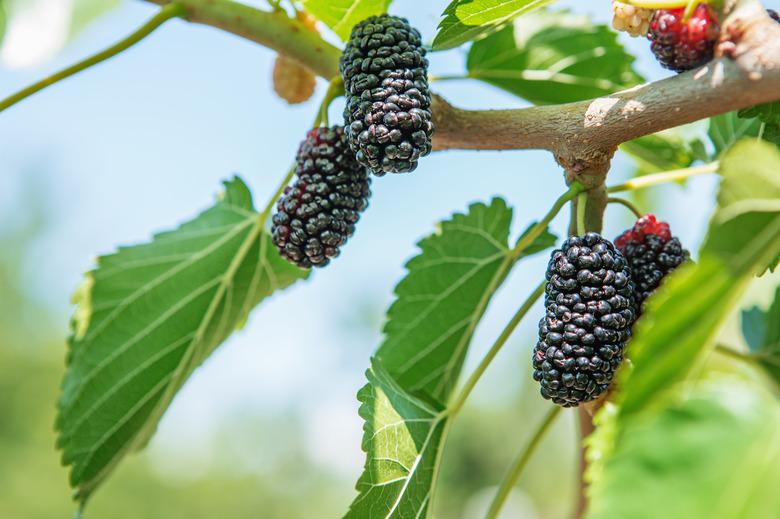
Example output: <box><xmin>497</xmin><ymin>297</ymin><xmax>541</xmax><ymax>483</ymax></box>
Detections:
<box><xmin>557</xmin><ymin>150</ymin><xmax>614</xmax><ymax>191</ymax></box>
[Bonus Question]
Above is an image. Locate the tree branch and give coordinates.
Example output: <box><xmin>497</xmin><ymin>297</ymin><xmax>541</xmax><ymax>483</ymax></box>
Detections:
<box><xmin>143</xmin><ymin>0</ymin><xmax>341</xmax><ymax>78</ymax></box>
<box><xmin>140</xmin><ymin>0</ymin><xmax>780</xmax><ymax>180</ymax></box>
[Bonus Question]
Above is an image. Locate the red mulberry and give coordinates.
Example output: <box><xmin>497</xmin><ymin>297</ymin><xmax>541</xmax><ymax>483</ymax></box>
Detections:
<box><xmin>648</xmin><ymin>4</ymin><xmax>720</xmax><ymax>72</ymax></box>
<box><xmin>615</xmin><ymin>214</ymin><xmax>689</xmax><ymax>313</ymax></box>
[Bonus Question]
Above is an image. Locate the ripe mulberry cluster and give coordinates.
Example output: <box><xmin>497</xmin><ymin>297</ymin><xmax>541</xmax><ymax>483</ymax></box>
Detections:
<box><xmin>271</xmin><ymin>126</ymin><xmax>371</xmax><ymax>268</ymax></box>
<box><xmin>615</xmin><ymin>214</ymin><xmax>689</xmax><ymax>313</ymax></box>
<box><xmin>533</xmin><ymin>233</ymin><xmax>636</xmax><ymax>407</ymax></box>
<box><xmin>339</xmin><ymin>14</ymin><xmax>433</xmax><ymax>175</ymax></box>
<box><xmin>648</xmin><ymin>4</ymin><xmax>720</xmax><ymax>72</ymax></box>
<box><xmin>611</xmin><ymin>0</ymin><xmax>653</xmax><ymax>37</ymax></box>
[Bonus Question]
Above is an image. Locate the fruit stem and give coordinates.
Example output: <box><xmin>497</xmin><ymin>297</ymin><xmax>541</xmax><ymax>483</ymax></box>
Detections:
<box><xmin>485</xmin><ymin>405</ymin><xmax>562</xmax><ymax>519</ymax></box>
<box><xmin>313</xmin><ymin>77</ymin><xmax>344</xmax><ymax>129</ymax></box>
<box><xmin>0</xmin><ymin>3</ymin><xmax>186</xmax><ymax>114</ymax></box>
<box><xmin>607</xmin><ymin>197</ymin><xmax>644</xmax><ymax>219</ymax></box>
<box><xmin>447</xmin><ymin>281</ymin><xmax>546</xmax><ymax>419</ymax></box>
<box><xmin>606</xmin><ymin>162</ymin><xmax>719</xmax><ymax>193</ymax></box>
<box><xmin>576</xmin><ymin>192</ymin><xmax>587</xmax><ymax>236</ymax></box>
<box><xmin>682</xmin><ymin>0</ymin><xmax>699</xmax><ymax>22</ymax></box>
<box><xmin>714</xmin><ymin>344</ymin><xmax>755</xmax><ymax>363</ymax></box>
<box><xmin>626</xmin><ymin>0</ymin><xmax>698</xmax><ymax>8</ymax></box>
<box><xmin>511</xmin><ymin>182</ymin><xmax>584</xmax><ymax>259</ymax></box>
<box><xmin>259</xmin><ymin>163</ymin><xmax>296</xmax><ymax>224</ymax></box>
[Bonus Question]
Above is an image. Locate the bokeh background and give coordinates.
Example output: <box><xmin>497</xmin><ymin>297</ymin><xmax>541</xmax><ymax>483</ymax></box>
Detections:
<box><xmin>1</xmin><ymin>1</ymin><xmax>778</xmax><ymax>517</ymax></box>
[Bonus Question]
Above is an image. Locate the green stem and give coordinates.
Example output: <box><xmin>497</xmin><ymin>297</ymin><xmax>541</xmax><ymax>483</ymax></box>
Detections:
<box><xmin>259</xmin><ymin>164</ymin><xmax>296</xmax><ymax>224</ymax></box>
<box><xmin>715</xmin><ymin>344</ymin><xmax>755</xmax><ymax>364</ymax></box>
<box><xmin>682</xmin><ymin>0</ymin><xmax>698</xmax><ymax>22</ymax></box>
<box><xmin>0</xmin><ymin>3</ymin><xmax>185</xmax><ymax>113</ymax></box>
<box><xmin>315</xmin><ymin>77</ymin><xmax>344</xmax><ymax>129</ymax></box>
<box><xmin>576</xmin><ymin>192</ymin><xmax>587</xmax><ymax>236</ymax></box>
<box><xmin>607</xmin><ymin>197</ymin><xmax>644</xmax><ymax>219</ymax></box>
<box><xmin>486</xmin><ymin>406</ymin><xmax>562</xmax><ymax>519</ymax></box>
<box><xmin>626</xmin><ymin>0</ymin><xmax>695</xmax><ymax>8</ymax></box>
<box><xmin>607</xmin><ymin>162</ymin><xmax>719</xmax><ymax>194</ymax></box>
<box><xmin>429</xmin><ymin>74</ymin><xmax>472</xmax><ymax>82</ymax></box>
<box><xmin>511</xmin><ymin>182</ymin><xmax>584</xmax><ymax>259</ymax></box>
<box><xmin>448</xmin><ymin>281</ymin><xmax>546</xmax><ymax>417</ymax></box>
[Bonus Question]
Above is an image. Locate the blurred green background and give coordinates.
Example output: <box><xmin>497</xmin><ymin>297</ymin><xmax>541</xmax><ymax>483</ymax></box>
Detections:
<box><xmin>1</xmin><ymin>0</ymin><xmax>778</xmax><ymax>518</ymax></box>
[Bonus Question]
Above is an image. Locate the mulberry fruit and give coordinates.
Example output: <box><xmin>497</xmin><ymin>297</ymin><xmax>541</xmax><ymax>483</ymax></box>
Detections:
<box><xmin>339</xmin><ymin>14</ymin><xmax>434</xmax><ymax>175</ymax></box>
<box><xmin>612</xmin><ymin>0</ymin><xmax>653</xmax><ymax>38</ymax></box>
<box><xmin>769</xmin><ymin>9</ymin><xmax>780</xmax><ymax>24</ymax></box>
<box><xmin>648</xmin><ymin>4</ymin><xmax>720</xmax><ymax>72</ymax></box>
<box><xmin>271</xmin><ymin>126</ymin><xmax>371</xmax><ymax>268</ymax></box>
<box><xmin>273</xmin><ymin>55</ymin><xmax>316</xmax><ymax>104</ymax></box>
<box><xmin>615</xmin><ymin>214</ymin><xmax>689</xmax><ymax>313</ymax></box>
<box><xmin>533</xmin><ymin>233</ymin><xmax>636</xmax><ymax>407</ymax></box>
<box><xmin>272</xmin><ymin>11</ymin><xmax>318</xmax><ymax>105</ymax></box>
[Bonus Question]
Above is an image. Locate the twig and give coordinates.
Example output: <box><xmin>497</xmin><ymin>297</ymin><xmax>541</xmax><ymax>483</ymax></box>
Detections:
<box><xmin>448</xmin><ymin>281</ymin><xmax>545</xmax><ymax>417</ymax></box>
<box><xmin>486</xmin><ymin>406</ymin><xmax>562</xmax><ymax>519</ymax></box>
<box><xmin>607</xmin><ymin>197</ymin><xmax>644</xmax><ymax>218</ymax></box>
<box><xmin>0</xmin><ymin>3</ymin><xmax>185</xmax><ymax>113</ymax></box>
<box><xmin>607</xmin><ymin>162</ymin><xmax>719</xmax><ymax>193</ymax></box>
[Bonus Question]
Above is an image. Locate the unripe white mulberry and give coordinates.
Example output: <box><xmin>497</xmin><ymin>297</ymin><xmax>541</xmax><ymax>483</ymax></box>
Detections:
<box><xmin>612</xmin><ymin>1</ymin><xmax>653</xmax><ymax>37</ymax></box>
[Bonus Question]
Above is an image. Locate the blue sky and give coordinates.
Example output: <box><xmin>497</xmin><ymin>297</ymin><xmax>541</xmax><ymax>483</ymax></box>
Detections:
<box><xmin>1</xmin><ymin>0</ymin><xmax>759</xmax><ymax>498</ymax></box>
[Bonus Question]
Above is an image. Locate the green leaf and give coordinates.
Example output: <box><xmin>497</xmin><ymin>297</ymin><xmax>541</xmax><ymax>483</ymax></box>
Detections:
<box><xmin>302</xmin><ymin>0</ymin><xmax>392</xmax><ymax>41</ymax></box>
<box><xmin>56</xmin><ymin>177</ymin><xmax>308</xmax><ymax>505</ymax></box>
<box><xmin>741</xmin><ymin>286</ymin><xmax>780</xmax><ymax>386</ymax></box>
<box><xmin>346</xmin><ymin>199</ymin><xmax>556</xmax><ymax>518</ymax></box>
<box><xmin>708</xmin><ymin>111</ymin><xmax>780</xmax><ymax>157</ymax></box>
<box><xmin>347</xmin><ymin>360</ymin><xmax>446</xmax><ymax>519</ymax></box>
<box><xmin>433</xmin><ymin>0</ymin><xmax>557</xmax><ymax>51</ymax></box>
<box><xmin>739</xmin><ymin>101</ymin><xmax>780</xmax><ymax>125</ymax></box>
<box><xmin>620</xmin><ymin>131</ymin><xmax>698</xmax><ymax>175</ymax></box>
<box><xmin>708</xmin><ymin>112</ymin><xmax>762</xmax><ymax>156</ymax></box>
<box><xmin>616</xmin><ymin>140</ymin><xmax>780</xmax><ymax>419</ymax></box>
<box><xmin>588</xmin><ymin>380</ymin><xmax>780</xmax><ymax>519</ymax></box>
<box><xmin>375</xmin><ymin>199</ymin><xmax>513</xmax><ymax>407</ymax></box>
<box><xmin>375</xmin><ymin>199</ymin><xmax>542</xmax><ymax>407</ymax></box>
<box><xmin>465</xmin><ymin>10</ymin><xmax>643</xmax><ymax>105</ymax></box>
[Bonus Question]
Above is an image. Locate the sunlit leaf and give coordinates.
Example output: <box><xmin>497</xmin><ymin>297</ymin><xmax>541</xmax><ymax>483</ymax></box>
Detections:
<box><xmin>302</xmin><ymin>0</ymin><xmax>392</xmax><ymax>41</ymax></box>
<box><xmin>56</xmin><ymin>177</ymin><xmax>308</xmax><ymax>505</ymax></box>
<box><xmin>708</xmin><ymin>111</ymin><xmax>779</xmax><ymax>157</ymax></box>
<box><xmin>620</xmin><ymin>131</ymin><xmax>699</xmax><ymax>175</ymax></box>
<box><xmin>739</xmin><ymin>101</ymin><xmax>780</xmax><ymax>125</ymax></box>
<box><xmin>741</xmin><ymin>286</ymin><xmax>780</xmax><ymax>387</ymax></box>
<box><xmin>588</xmin><ymin>380</ymin><xmax>780</xmax><ymax>519</ymax></box>
<box><xmin>346</xmin><ymin>199</ymin><xmax>556</xmax><ymax>518</ymax></box>
<box><xmin>433</xmin><ymin>0</ymin><xmax>557</xmax><ymax>51</ymax></box>
<box><xmin>615</xmin><ymin>139</ymin><xmax>780</xmax><ymax>419</ymax></box>
<box><xmin>466</xmin><ymin>10</ymin><xmax>643</xmax><ymax>104</ymax></box>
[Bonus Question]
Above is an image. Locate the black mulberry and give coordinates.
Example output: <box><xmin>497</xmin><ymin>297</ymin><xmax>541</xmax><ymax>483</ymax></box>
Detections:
<box><xmin>533</xmin><ymin>233</ymin><xmax>636</xmax><ymax>407</ymax></box>
<box><xmin>271</xmin><ymin>126</ymin><xmax>371</xmax><ymax>268</ymax></box>
<box><xmin>339</xmin><ymin>14</ymin><xmax>433</xmax><ymax>175</ymax></box>
<box><xmin>615</xmin><ymin>214</ymin><xmax>689</xmax><ymax>313</ymax></box>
